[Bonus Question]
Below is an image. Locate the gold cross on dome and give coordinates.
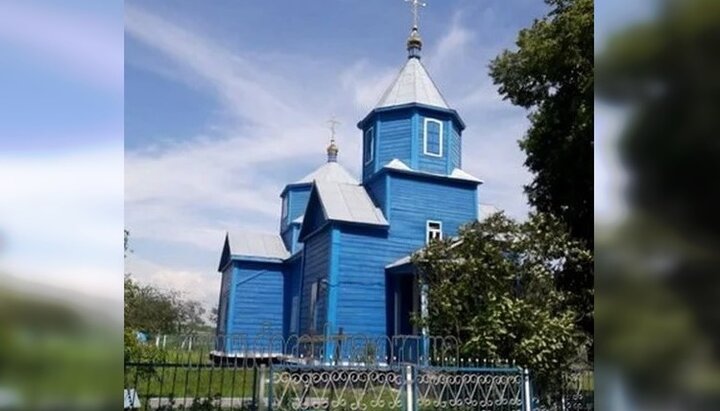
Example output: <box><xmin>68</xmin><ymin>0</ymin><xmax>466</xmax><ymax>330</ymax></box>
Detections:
<box><xmin>405</xmin><ymin>0</ymin><xmax>427</xmax><ymax>29</ymax></box>
<box><xmin>327</xmin><ymin>116</ymin><xmax>341</xmax><ymax>143</ymax></box>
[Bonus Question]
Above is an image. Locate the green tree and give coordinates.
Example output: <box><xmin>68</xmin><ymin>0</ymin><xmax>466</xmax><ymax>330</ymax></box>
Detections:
<box><xmin>124</xmin><ymin>275</ymin><xmax>180</xmax><ymax>335</ymax></box>
<box><xmin>413</xmin><ymin>212</ymin><xmax>591</xmax><ymax>393</ymax></box>
<box><xmin>124</xmin><ymin>231</ymin><xmax>210</xmax><ymax>336</ymax></box>
<box><xmin>489</xmin><ymin>0</ymin><xmax>594</xmax><ymax>348</ymax></box>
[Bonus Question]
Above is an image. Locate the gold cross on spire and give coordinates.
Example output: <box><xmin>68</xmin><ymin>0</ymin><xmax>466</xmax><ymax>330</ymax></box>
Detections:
<box><xmin>405</xmin><ymin>0</ymin><xmax>427</xmax><ymax>29</ymax></box>
<box><xmin>327</xmin><ymin>116</ymin><xmax>341</xmax><ymax>144</ymax></box>
<box><xmin>326</xmin><ymin>116</ymin><xmax>340</xmax><ymax>162</ymax></box>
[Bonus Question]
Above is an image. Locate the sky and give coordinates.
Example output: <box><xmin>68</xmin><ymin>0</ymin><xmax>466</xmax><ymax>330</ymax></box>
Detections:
<box><xmin>0</xmin><ymin>0</ymin><xmax>657</xmax><ymax>312</ymax></box>
<box><xmin>0</xmin><ymin>1</ymin><xmax>123</xmax><ymax>302</ymax></box>
<box><xmin>123</xmin><ymin>0</ymin><xmax>554</xmax><ymax>310</ymax></box>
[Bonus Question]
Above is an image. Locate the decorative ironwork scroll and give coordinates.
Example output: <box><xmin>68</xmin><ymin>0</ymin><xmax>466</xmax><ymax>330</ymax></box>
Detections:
<box><xmin>270</xmin><ymin>365</ymin><xmax>405</xmax><ymax>410</ymax></box>
<box><xmin>416</xmin><ymin>367</ymin><xmax>524</xmax><ymax>411</ymax></box>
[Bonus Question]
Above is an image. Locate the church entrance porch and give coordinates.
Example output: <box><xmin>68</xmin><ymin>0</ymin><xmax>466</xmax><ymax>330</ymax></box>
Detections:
<box><xmin>386</xmin><ymin>269</ymin><xmax>429</xmax><ymax>364</ymax></box>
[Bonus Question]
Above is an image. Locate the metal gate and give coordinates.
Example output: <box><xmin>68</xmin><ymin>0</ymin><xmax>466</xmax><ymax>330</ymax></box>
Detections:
<box><xmin>269</xmin><ymin>364</ymin><xmax>528</xmax><ymax>411</ymax></box>
<box><xmin>124</xmin><ymin>332</ymin><xmax>592</xmax><ymax>410</ymax></box>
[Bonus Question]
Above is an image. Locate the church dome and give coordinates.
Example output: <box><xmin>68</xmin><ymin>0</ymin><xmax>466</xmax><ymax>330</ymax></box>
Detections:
<box><xmin>406</xmin><ymin>27</ymin><xmax>423</xmax><ymax>56</ymax></box>
<box><xmin>326</xmin><ymin>140</ymin><xmax>339</xmax><ymax>162</ymax></box>
<box><xmin>374</xmin><ymin>57</ymin><xmax>449</xmax><ymax>109</ymax></box>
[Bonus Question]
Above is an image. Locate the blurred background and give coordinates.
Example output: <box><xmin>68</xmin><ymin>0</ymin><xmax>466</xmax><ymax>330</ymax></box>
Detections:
<box><xmin>596</xmin><ymin>0</ymin><xmax>720</xmax><ymax>409</ymax></box>
<box><xmin>0</xmin><ymin>0</ymin><xmax>719</xmax><ymax>409</ymax></box>
<box><xmin>0</xmin><ymin>0</ymin><xmax>123</xmax><ymax>409</ymax></box>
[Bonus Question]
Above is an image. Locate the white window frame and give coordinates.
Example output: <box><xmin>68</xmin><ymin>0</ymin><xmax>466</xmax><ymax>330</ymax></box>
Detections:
<box><xmin>309</xmin><ymin>281</ymin><xmax>319</xmax><ymax>331</ymax></box>
<box><xmin>423</xmin><ymin>118</ymin><xmax>444</xmax><ymax>157</ymax></box>
<box><xmin>426</xmin><ymin>220</ymin><xmax>443</xmax><ymax>244</ymax></box>
<box><xmin>364</xmin><ymin>127</ymin><xmax>375</xmax><ymax>165</ymax></box>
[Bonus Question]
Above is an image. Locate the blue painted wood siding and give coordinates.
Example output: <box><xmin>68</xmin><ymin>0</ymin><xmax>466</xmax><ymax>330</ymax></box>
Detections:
<box><xmin>365</xmin><ymin>176</ymin><xmax>388</xmax><ymax>215</ymax></box>
<box><xmin>331</xmin><ymin>173</ymin><xmax>477</xmax><ymax>338</ymax></box>
<box><xmin>217</xmin><ymin>265</ymin><xmax>233</xmax><ymax>336</ymax></box>
<box><xmin>449</xmin><ymin>124</ymin><xmax>462</xmax><ymax>170</ymax></box>
<box><xmin>389</xmin><ymin>174</ymin><xmax>477</xmax><ymax>242</ymax></box>
<box><xmin>417</xmin><ymin>117</ymin><xmax>460</xmax><ymax>175</ymax></box>
<box><xmin>280</xmin><ymin>186</ymin><xmax>311</xmax><ymax>233</ymax></box>
<box><xmin>335</xmin><ymin>226</ymin><xmax>391</xmax><ymax>336</ymax></box>
<box><xmin>377</xmin><ymin>112</ymin><xmax>412</xmax><ymax>170</ymax></box>
<box><xmin>227</xmin><ymin>261</ymin><xmax>284</xmax><ymax>342</ymax></box>
<box><xmin>289</xmin><ymin>187</ymin><xmax>311</xmax><ymax>222</ymax></box>
<box><xmin>283</xmin><ymin>256</ymin><xmax>303</xmax><ymax>339</ymax></box>
<box><xmin>362</xmin><ymin>107</ymin><xmax>462</xmax><ymax>182</ymax></box>
<box><xmin>362</xmin><ymin>124</ymin><xmax>377</xmax><ymax>181</ymax></box>
<box><xmin>282</xmin><ymin>225</ymin><xmax>303</xmax><ymax>254</ymax></box>
<box><xmin>299</xmin><ymin>227</ymin><xmax>331</xmax><ymax>335</ymax></box>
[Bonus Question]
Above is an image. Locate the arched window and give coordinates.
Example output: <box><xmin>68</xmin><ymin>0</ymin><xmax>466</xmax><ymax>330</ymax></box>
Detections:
<box><xmin>423</xmin><ymin>118</ymin><xmax>443</xmax><ymax>157</ymax></box>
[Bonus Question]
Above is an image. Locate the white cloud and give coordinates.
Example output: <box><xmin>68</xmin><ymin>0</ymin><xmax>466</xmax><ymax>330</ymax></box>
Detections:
<box><xmin>426</xmin><ymin>12</ymin><xmax>474</xmax><ymax>75</ymax></box>
<box><xmin>126</xmin><ymin>254</ymin><xmax>220</xmax><ymax>311</ymax></box>
<box><xmin>125</xmin><ymin>5</ymin><xmax>534</xmax><ymax>305</ymax></box>
<box><xmin>339</xmin><ymin>59</ymin><xmax>397</xmax><ymax>113</ymax></box>
<box><xmin>125</xmin><ymin>6</ymin><xmax>344</xmax><ymax>253</ymax></box>
<box><xmin>0</xmin><ymin>143</ymin><xmax>124</xmax><ymax>301</ymax></box>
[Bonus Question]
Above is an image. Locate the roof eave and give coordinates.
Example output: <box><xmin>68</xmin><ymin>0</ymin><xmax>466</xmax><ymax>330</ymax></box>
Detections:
<box><xmin>230</xmin><ymin>254</ymin><xmax>287</xmax><ymax>264</ymax></box>
<box><xmin>329</xmin><ymin>219</ymin><xmax>389</xmax><ymax>229</ymax></box>
<box><xmin>357</xmin><ymin>103</ymin><xmax>466</xmax><ymax>130</ymax></box>
<box><xmin>366</xmin><ymin>165</ymin><xmax>483</xmax><ymax>186</ymax></box>
<box><xmin>280</xmin><ymin>182</ymin><xmax>313</xmax><ymax>197</ymax></box>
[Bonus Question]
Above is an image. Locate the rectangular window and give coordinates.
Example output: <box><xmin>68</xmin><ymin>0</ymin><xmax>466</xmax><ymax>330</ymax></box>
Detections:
<box><xmin>364</xmin><ymin>127</ymin><xmax>374</xmax><ymax>165</ymax></box>
<box><xmin>309</xmin><ymin>281</ymin><xmax>318</xmax><ymax>331</ymax></box>
<box><xmin>426</xmin><ymin>220</ymin><xmax>442</xmax><ymax>244</ymax></box>
<box><xmin>423</xmin><ymin>118</ymin><xmax>443</xmax><ymax>157</ymax></box>
<box><xmin>281</xmin><ymin>196</ymin><xmax>288</xmax><ymax>221</ymax></box>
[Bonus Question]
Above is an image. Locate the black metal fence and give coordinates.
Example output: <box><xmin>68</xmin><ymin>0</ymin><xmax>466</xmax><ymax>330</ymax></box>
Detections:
<box><xmin>124</xmin><ymin>332</ymin><xmax>593</xmax><ymax>410</ymax></box>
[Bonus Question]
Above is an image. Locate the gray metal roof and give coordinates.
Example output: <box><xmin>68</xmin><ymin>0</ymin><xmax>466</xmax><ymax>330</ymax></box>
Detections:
<box><xmin>376</xmin><ymin>57</ymin><xmax>450</xmax><ymax>109</ymax></box>
<box><xmin>449</xmin><ymin>168</ymin><xmax>483</xmax><ymax>183</ymax></box>
<box><xmin>381</xmin><ymin>159</ymin><xmax>483</xmax><ymax>183</ymax></box>
<box><xmin>315</xmin><ymin>181</ymin><xmax>389</xmax><ymax>226</ymax></box>
<box><xmin>384</xmin><ymin>158</ymin><xmax>412</xmax><ymax>171</ymax></box>
<box><xmin>386</xmin><ymin>254</ymin><xmax>412</xmax><ymax>269</ymax></box>
<box><xmin>227</xmin><ymin>231</ymin><xmax>289</xmax><ymax>260</ymax></box>
<box><xmin>295</xmin><ymin>162</ymin><xmax>359</xmax><ymax>185</ymax></box>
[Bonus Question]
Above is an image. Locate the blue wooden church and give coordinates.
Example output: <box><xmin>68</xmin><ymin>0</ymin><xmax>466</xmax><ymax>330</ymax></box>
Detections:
<box><xmin>215</xmin><ymin>22</ymin><xmax>482</xmax><ymax>358</ymax></box>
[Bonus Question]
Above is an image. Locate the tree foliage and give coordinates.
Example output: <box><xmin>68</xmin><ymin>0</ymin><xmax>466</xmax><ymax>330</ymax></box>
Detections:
<box><xmin>413</xmin><ymin>212</ymin><xmax>591</xmax><ymax>391</ymax></box>
<box><xmin>489</xmin><ymin>0</ymin><xmax>594</xmax><ymax>348</ymax></box>
<box><xmin>124</xmin><ymin>231</ymin><xmax>210</xmax><ymax>337</ymax></box>
<box><xmin>124</xmin><ymin>275</ymin><xmax>209</xmax><ymax>336</ymax></box>
<box><xmin>489</xmin><ymin>0</ymin><xmax>593</xmax><ymax>246</ymax></box>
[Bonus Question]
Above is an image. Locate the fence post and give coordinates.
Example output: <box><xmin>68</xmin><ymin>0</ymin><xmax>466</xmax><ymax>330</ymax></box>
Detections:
<box><xmin>268</xmin><ymin>363</ymin><xmax>274</xmax><ymax>411</ymax></box>
<box><xmin>522</xmin><ymin>368</ymin><xmax>532</xmax><ymax>411</ymax></box>
<box><xmin>405</xmin><ymin>365</ymin><xmax>414</xmax><ymax>411</ymax></box>
<box><xmin>252</xmin><ymin>365</ymin><xmax>258</xmax><ymax>410</ymax></box>
<box><xmin>259</xmin><ymin>364</ymin><xmax>267</xmax><ymax>411</ymax></box>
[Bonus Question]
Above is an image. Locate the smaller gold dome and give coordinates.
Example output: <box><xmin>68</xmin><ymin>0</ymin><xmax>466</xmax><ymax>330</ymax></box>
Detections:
<box><xmin>326</xmin><ymin>140</ymin><xmax>339</xmax><ymax>162</ymax></box>
<box><xmin>406</xmin><ymin>27</ymin><xmax>423</xmax><ymax>57</ymax></box>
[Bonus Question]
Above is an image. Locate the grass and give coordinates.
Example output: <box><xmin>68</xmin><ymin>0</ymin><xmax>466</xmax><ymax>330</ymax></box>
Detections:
<box><xmin>125</xmin><ymin>346</ymin><xmax>594</xmax><ymax>410</ymax></box>
<box><xmin>127</xmin><ymin>364</ymin><xmax>261</xmax><ymax>399</ymax></box>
